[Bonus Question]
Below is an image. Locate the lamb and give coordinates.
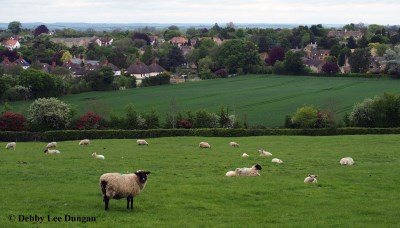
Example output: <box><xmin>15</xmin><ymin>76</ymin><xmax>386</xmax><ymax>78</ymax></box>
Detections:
<box><xmin>340</xmin><ymin>157</ymin><xmax>354</xmax><ymax>166</ymax></box>
<box><xmin>272</xmin><ymin>158</ymin><xmax>283</xmax><ymax>164</ymax></box>
<box><xmin>46</xmin><ymin>142</ymin><xmax>57</xmax><ymax>148</ymax></box>
<box><xmin>5</xmin><ymin>142</ymin><xmax>16</xmax><ymax>150</ymax></box>
<box><xmin>92</xmin><ymin>152</ymin><xmax>105</xmax><ymax>160</ymax></box>
<box><xmin>225</xmin><ymin>168</ymin><xmax>242</xmax><ymax>177</ymax></box>
<box><xmin>137</xmin><ymin>139</ymin><xmax>148</xmax><ymax>146</ymax></box>
<box><xmin>229</xmin><ymin>142</ymin><xmax>240</xmax><ymax>147</ymax></box>
<box><xmin>241</xmin><ymin>153</ymin><xmax>249</xmax><ymax>157</ymax></box>
<box><xmin>304</xmin><ymin>174</ymin><xmax>318</xmax><ymax>183</ymax></box>
<box><xmin>238</xmin><ymin>164</ymin><xmax>262</xmax><ymax>176</ymax></box>
<box><xmin>199</xmin><ymin>142</ymin><xmax>211</xmax><ymax>148</ymax></box>
<box><xmin>44</xmin><ymin>149</ymin><xmax>60</xmax><ymax>154</ymax></box>
<box><xmin>99</xmin><ymin>170</ymin><xmax>151</xmax><ymax>210</ymax></box>
<box><xmin>79</xmin><ymin>139</ymin><xmax>90</xmax><ymax>145</ymax></box>
<box><xmin>259</xmin><ymin>149</ymin><xmax>272</xmax><ymax>156</ymax></box>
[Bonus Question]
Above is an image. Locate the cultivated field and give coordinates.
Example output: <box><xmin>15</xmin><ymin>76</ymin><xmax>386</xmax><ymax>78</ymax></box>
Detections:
<box><xmin>7</xmin><ymin>75</ymin><xmax>400</xmax><ymax>127</ymax></box>
<box><xmin>1</xmin><ymin>135</ymin><xmax>399</xmax><ymax>227</ymax></box>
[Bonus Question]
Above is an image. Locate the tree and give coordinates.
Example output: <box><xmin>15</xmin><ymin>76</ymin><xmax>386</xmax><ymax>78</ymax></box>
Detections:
<box><xmin>382</xmin><ymin>45</ymin><xmax>400</xmax><ymax>75</ymax></box>
<box><xmin>19</xmin><ymin>69</ymin><xmax>66</xmax><ymax>98</ymax></box>
<box><xmin>27</xmin><ymin>98</ymin><xmax>71</xmax><ymax>131</ymax></box>
<box><xmin>283</xmin><ymin>51</ymin><xmax>305</xmax><ymax>75</ymax></box>
<box><xmin>290</xmin><ymin>105</ymin><xmax>318</xmax><ymax>128</ymax></box>
<box><xmin>34</xmin><ymin>25</ymin><xmax>50</xmax><ymax>37</ymax></box>
<box><xmin>85</xmin><ymin>67</ymin><xmax>115</xmax><ymax>91</ymax></box>
<box><xmin>322</xmin><ymin>62</ymin><xmax>340</xmax><ymax>74</ymax></box>
<box><xmin>358</xmin><ymin>36</ymin><xmax>369</xmax><ymax>48</ymax></box>
<box><xmin>132</xmin><ymin>32</ymin><xmax>151</xmax><ymax>45</ymax></box>
<box><xmin>258</xmin><ymin>36</ymin><xmax>269</xmax><ymax>53</ymax></box>
<box><xmin>140</xmin><ymin>46</ymin><xmax>153</xmax><ymax>65</ymax></box>
<box><xmin>165</xmin><ymin>46</ymin><xmax>186</xmax><ymax>71</ymax></box>
<box><xmin>0</xmin><ymin>112</ymin><xmax>26</xmax><ymax>131</ymax></box>
<box><xmin>125</xmin><ymin>103</ymin><xmax>139</xmax><ymax>129</ymax></box>
<box><xmin>349</xmin><ymin>48</ymin><xmax>371</xmax><ymax>73</ymax></box>
<box><xmin>347</xmin><ymin>36</ymin><xmax>358</xmax><ymax>49</ymax></box>
<box><xmin>267</xmin><ymin>47</ymin><xmax>285</xmax><ymax>66</ymax></box>
<box><xmin>61</xmin><ymin>51</ymin><xmax>73</xmax><ymax>63</ymax></box>
<box><xmin>8</xmin><ymin>21</ymin><xmax>22</xmax><ymax>35</ymax></box>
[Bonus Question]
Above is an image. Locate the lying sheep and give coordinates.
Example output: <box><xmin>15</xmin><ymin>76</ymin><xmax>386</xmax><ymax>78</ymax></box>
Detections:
<box><xmin>229</xmin><ymin>142</ymin><xmax>240</xmax><ymax>147</ymax></box>
<box><xmin>137</xmin><ymin>139</ymin><xmax>148</xmax><ymax>146</ymax></box>
<box><xmin>272</xmin><ymin>158</ymin><xmax>283</xmax><ymax>164</ymax></box>
<box><xmin>5</xmin><ymin>142</ymin><xmax>16</xmax><ymax>150</ymax></box>
<box><xmin>304</xmin><ymin>174</ymin><xmax>318</xmax><ymax>183</ymax></box>
<box><xmin>44</xmin><ymin>149</ymin><xmax>60</xmax><ymax>154</ymax></box>
<box><xmin>92</xmin><ymin>152</ymin><xmax>105</xmax><ymax>160</ymax></box>
<box><xmin>46</xmin><ymin>142</ymin><xmax>57</xmax><ymax>148</ymax></box>
<box><xmin>199</xmin><ymin>142</ymin><xmax>211</xmax><ymax>148</ymax></box>
<box><xmin>259</xmin><ymin>149</ymin><xmax>272</xmax><ymax>156</ymax></box>
<box><xmin>241</xmin><ymin>153</ymin><xmax>249</xmax><ymax>157</ymax></box>
<box><xmin>100</xmin><ymin>170</ymin><xmax>151</xmax><ymax>210</ymax></box>
<box><xmin>79</xmin><ymin>139</ymin><xmax>90</xmax><ymax>145</ymax></box>
<box><xmin>226</xmin><ymin>168</ymin><xmax>241</xmax><ymax>177</ymax></box>
<box><xmin>238</xmin><ymin>164</ymin><xmax>262</xmax><ymax>176</ymax></box>
<box><xmin>340</xmin><ymin>157</ymin><xmax>354</xmax><ymax>166</ymax></box>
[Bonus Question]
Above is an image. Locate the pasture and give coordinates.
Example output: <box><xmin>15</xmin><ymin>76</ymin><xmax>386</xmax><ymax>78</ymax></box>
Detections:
<box><xmin>6</xmin><ymin>75</ymin><xmax>400</xmax><ymax>127</ymax></box>
<box><xmin>1</xmin><ymin>135</ymin><xmax>399</xmax><ymax>227</ymax></box>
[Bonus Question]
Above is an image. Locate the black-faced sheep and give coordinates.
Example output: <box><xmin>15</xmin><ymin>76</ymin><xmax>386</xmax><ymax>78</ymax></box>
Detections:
<box><xmin>99</xmin><ymin>170</ymin><xmax>151</xmax><ymax>210</ymax></box>
<box><xmin>229</xmin><ymin>142</ymin><xmax>240</xmax><ymax>147</ymax></box>
<box><xmin>199</xmin><ymin>142</ymin><xmax>211</xmax><ymax>148</ymax></box>
<box><xmin>340</xmin><ymin>157</ymin><xmax>354</xmax><ymax>165</ymax></box>
<box><xmin>46</xmin><ymin>142</ymin><xmax>57</xmax><ymax>148</ymax></box>
<box><xmin>238</xmin><ymin>164</ymin><xmax>262</xmax><ymax>176</ymax></box>
<box><xmin>5</xmin><ymin>142</ymin><xmax>16</xmax><ymax>150</ymax></box>
<box><xmin>304</xmin><ymin>174</ymin><xmax>318</xmax><ymax>183</ymax></box>
<box><xmin>225</xmin><ymin>168</ymin><xmax>241</xmax><ymax>177</ymax></box>
<box><xmin>44</xmin><ymin>149</ymin><xmax>60</xmax><ymax>154</ymax></box>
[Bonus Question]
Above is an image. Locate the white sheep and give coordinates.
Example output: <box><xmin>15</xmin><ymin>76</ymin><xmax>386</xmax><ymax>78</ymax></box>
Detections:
<box><xmin>46</xmin><ymin>142</ymin><xmax>57</xmax><ymax>148</ymax></box>
<box><xmin>92</xmin><ymin>152</ymin><xmax>105</xmax><ymax>160</ymax></box>
<box><xmin>340</xmin><ymin>157</ymin><xmax>354</xmax><ymax>166</ymax></box>
<box><xmin>44</xmin><ymin>149</ymin><xmax>60</xmax><ymax>154</ymax></box>
<box><xmin>259</xmin><ymin>149</ymin><xmax>272</xmax><ymax>156</ymax></box>
<box><xmin>304</xmin><ymin>174</ymin><xmax>318</xmax><ymax>183</ymax></box>
<box><xmin>5</xmin><ymin>142</ymin><xmax>16</xmax><ymax>150</ymax></box>
<box><xmin>225</xmin><ymin>168</ymin><xmax>241</xmax><ymax>177</ymax></box>
<box><xmin>79</xmin><ymin>139</ymin><xmax>90</xmax><ymax>145</ymax></box>
<box><xmin>199</xmin><ymin>142</ymin><xmax>211</xmax><ymax>148</ymax></box>
<box><xmin>100</xmin><ymin>170</ymin><xmax>151</xmax><ymax>210</ymax></box>
<box><xmin>238</xmin><ymin>164</ymin><xmax>262</xmax><ymax>176</ymax></box>
<box><xmin>137</xmin><ymin>139</ymin><xmax>148</xmax><ymax>146</ymax></box>
<box><xmin>229</xmin><ymin>142</ymin><xmax>240</xmax><ymax>147</ymax></box>
<box><xmin>272</xmin><ymin>158</ymin><xmax>283</xmax><ymax>164</ymax></box>
<box><xmin>241</xmin><ymin>153</ymin><xmax>249</xmax><ymax>157</ymax></box>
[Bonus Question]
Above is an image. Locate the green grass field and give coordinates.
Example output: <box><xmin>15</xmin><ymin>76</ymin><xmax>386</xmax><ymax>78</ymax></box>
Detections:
<box><xmin>6</xmin><ymin>75</ymin><xmax>400</xmax><ymax>127</ymax></box>
<box><xmin>1</xmin><ymin>135</ymin><xmax>399</xmax><ymax>227</ymax></box>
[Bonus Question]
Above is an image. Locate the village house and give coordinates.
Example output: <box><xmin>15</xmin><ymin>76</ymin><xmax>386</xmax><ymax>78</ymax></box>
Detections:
<box><xmin>2</xmin><ymin>40</ymin><xmax>21</xmax><ymax>50</ymax></box>
<box><xmin>169</xmin><ymin>37</ymin><xmax>188</xmax><ymax>47</ymax></box>
<box><xmin>327</xmin><ymin>29</ymin><xmax>363</xmax><ymax>40</ymax></box>
<box><xmin>303</xmin><ymin>59</ymin><xmax>326</xmax><ymax>73</ymax></box>
<box><xmin>50</xmin><ymin>37</ymin><xmax>97</xmax><ymax>48</ymax></box>
<box><xmin>95</xmin><ymin>37</ymin><xmax>113</xmax><ymax>46</ymax></box>
<box><xmin>13</xmin><ymin>56</ymin><xmax>31</xmax><ymax>69</ymax></box>
<box><xmin>0</xmin><ymin>56</ymin><xmax>30</xmax><ymax>70</ymax></box>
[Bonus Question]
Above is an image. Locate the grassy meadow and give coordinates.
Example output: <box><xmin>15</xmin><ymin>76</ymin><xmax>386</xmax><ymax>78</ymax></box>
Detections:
<box><xmin>1</xmin><ymin>135</ymin><xmax>400</xmax><ymax>227</ymax></box>
<box><xmin>6</xmin><ymin>74</ymin><xmax>400</xmax><ymax>127</ymax></box>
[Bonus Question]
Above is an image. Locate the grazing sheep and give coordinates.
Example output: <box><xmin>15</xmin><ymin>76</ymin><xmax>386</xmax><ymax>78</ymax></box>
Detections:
<box><xmin>340</xmin><ymin>157</ymin><xmax>354</xmax><ymax>166</ymax></box>
<box><xmin>92</xmin><ymin>152</ymin><xmax>105</xmax><ymax>160</ymax></box>
<box><xmin>137</xmin><ymin>139</ymin><xmax>149</xmax><ymax>146</ymax></box>
<box><xmin>79</xmin><ymin>139</ymin><xmax>90</xmax><ymax>145</ymax></box>
<box><xmin>5</xmin><ymin>142</ymin><xmax>16</xmax><ymax>150</ymax></box>
<box><xmin>100</xmin><ymin>170</ymin><xmax>151</xmax><ymax>210</ymax></box>
<box><xmin>226</xmin><ymin>168</ymin><xmax>241</xmax><ymax>177</ymax></box>
<box><xmin>229</xmin><ymin>142</ymin><xmax>240</xmax><ymax>147</ymax></box>
<box><xmin>241</xmin><ymin>153</ymin><xmax>249</xmax><ymax>157</ymax></box>
<box><xmin>259</xmin><ymin>149</ymin><xmax>272</xmax><ymax>156</ymax></box>
<box><xmin>44</xmin><ymin>149</ymin><xmax>60</xmax><ymax>154</ymax></box>
<box><xmin>238</xmin><ymin>164</ymin><xmax>262</xmax><ymax>176</ymax></box>
<box><xmin>272</xmin><ymin>158</ymin><xmax>283</xmax><ymax>164</ymax></box>
<box><xmin>46</xmin><ymin>142</ymin><xmax>57</xmax><ymax>148</ymax></box>
<box><xmin>304</xmin><ymin>174</ymin><xmax>318</xmax><ymax>183</ymax></box>
<box><xmin>199</xmin><ymin>142</ymin><xmax>211</xmax><ymax>148</ymax></box>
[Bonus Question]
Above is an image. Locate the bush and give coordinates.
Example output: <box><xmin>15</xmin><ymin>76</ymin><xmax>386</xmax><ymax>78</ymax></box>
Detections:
<box><xmin>177</xmin><ymin>119</ymin><xmax>193</xmax><ymax>129</ymax></box>
<box><xmin>214</xmin><ymin>69</ymin><xmax>228</xmax><ymax>78</ymax></box>
<box><xmin>291</xmin><ymin>105</ymin><xmax>318</xmax><ymax>128</ymax></box>
<box><xmin>0</xmin><ymin>112</ymin><xmax>26</xmax><ymax>131</ymax></box>
<box><xmin>3</xmin><ymin>86</ymin><xmax>31</xmax><ymax>101</ymax></box>
<box><xmin>141</xmin><ymin>73</ymin><xmax>170</xmax><ymax>87</ymax></box>
<box><xmin>27</xmin><ymin>98</ymin><xmax>71</xmax><ymax>131</ymax></box>
<box><xmin>76</xmin><ymin>112</ymin><xmax>105</xmax><ymax>130</ymax></box>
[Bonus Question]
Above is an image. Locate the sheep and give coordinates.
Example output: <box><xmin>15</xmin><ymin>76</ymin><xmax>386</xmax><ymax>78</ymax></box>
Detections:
<box><xmin>229</xmin><ymin>142</ymin><xmax>240</xmax><ymax>147</ymax></box>
<box><xmin>225</xmin><ymin>168</ymin><xmax>242</xmax><ymax>177</ymax></box>
<box><xmin>238</xmin><ymin>164</ymin><xmax>262</xmax><ymax>176</ymax></box>
<box><xmin>92</xmin><ymin>152</ymin><xmax>105</xmax><ymax>160</ymax></box>
<box><xmin>304</xmin><ymin>174</ymin><xmax>318</xmax><ymax>183</ymax></box>
<box><xmin>272</xmin><ymin>158</ymin><xmax>283</xmax><ymax>164</ymax></box>
<box><xmin>259</xmin><ymin>149</ymin><xmax>272</xmax><ymax>156</ymax></box>
<box><xmin>79</xmin><ymin>139</ymin><xmax>90</xmax><ymax>145</ymax></box>
<box><xmin>5</xmin><ymin>142</ymin><xmax>16</xmax><ymax>150</ymax></box>
<box><xmin>44</xmin><ymin>149</ymin><xmax>60</xmax><ymax>154</ymax></box>
<box><xmin>199</xmin><ymin>142</ymin><xmax>211</xmax><ymax>148</ymax></box>
<box><xmin>340</xmin><ymin>157</ymin><xmax>354</xmax><ymax>166</ymax></box>
<box><xmin>99</xmin><ymin>170</ymin><xmax>151</xmax><ymax>210</ymax></box>
<box><xmin>241</xmin><ymin>153</ymin><xmax>249</xmax><ymax>157</ymax></box>
<box><xmin>46</xmin><ymin>142</ymin><xmax>57</xmax><ymax>148</ymax></box>
<box><xmin>137</xmin><ymin>139</ymin><xmax>148</xmax><ymax>146</ymax></box>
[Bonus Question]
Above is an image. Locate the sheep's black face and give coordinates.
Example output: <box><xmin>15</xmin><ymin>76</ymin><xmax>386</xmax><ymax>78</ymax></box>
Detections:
<box><xmin>135</xmin><ymin>171</ymin><xmax>151</xmax><ymax>183</ymax></box>
<box><xmin>254</xmin><ymin>164</ymin><xmax>262</xmax><ymax>170</ymax></box>
<box><xmin>44</xmin><ymin>149</ymin><xmax>48</xmax><ymax>153</ymax></box>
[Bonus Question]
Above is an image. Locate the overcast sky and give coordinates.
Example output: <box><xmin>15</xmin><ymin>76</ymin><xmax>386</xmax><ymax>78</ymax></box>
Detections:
<box><xmin>1</xmin><ymin>0</ymin><xmax>399</xmax><ymax>25</ymax></box>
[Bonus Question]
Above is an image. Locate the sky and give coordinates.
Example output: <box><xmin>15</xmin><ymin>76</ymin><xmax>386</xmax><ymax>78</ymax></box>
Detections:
<box><xmin>1</xmin><ymin>0</ymin><xmax>399</xmax><ymax>25</ymax></box>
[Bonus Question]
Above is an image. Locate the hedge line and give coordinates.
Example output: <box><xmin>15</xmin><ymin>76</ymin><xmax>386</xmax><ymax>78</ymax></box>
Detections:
<box><xmin>2</xmin><ymin>128</ymin><xmax>400</xmax><ymax>142</ymax></box>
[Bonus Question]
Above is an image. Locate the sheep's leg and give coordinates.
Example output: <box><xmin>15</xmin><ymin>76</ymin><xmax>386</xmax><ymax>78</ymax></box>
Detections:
<box><xmin>103</xmin><ymin>195</ymin><xmax>109</xmax><ymax>210</ymax></box>
<box><xmin>127</xmin><ymin>196</ymin><xmax>134</xmax><ymax>209</ymax></box>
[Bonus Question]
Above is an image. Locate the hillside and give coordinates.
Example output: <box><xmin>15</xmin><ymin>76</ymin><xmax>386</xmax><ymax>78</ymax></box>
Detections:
<box><xmin>6</xmin><ymin>75</ymin><xmax>400</xmax><ymax>127</ymax></box>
